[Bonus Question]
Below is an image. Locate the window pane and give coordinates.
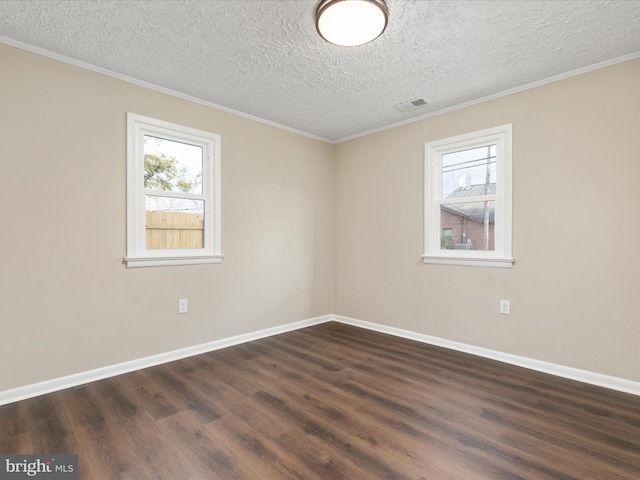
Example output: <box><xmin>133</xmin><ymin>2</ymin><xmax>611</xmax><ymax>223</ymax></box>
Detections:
<box><xmin>143</xmin><ymin>135</ymin><xmax>203</xmax><ymax>194</ymax></box>
<box><xmin>440</xmin><ymin>201</ymin><xmax>494</xmax><ymax>251</ymax></box>
<box><xmin>441</xmin><ymin>145</ymin><xmax>496</xmax><ymax>199</ymax></box>
<box><xmin>145</xmin><ymin>196</ymin><xmax>204</xmax><ymax>250</ymax></box>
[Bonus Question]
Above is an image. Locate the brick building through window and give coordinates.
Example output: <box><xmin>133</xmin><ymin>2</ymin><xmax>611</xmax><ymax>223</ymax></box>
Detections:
<box><xmin>440</xmin><ymin>184</ymin><xmax>495</xmax><ymax>251</ymax></box>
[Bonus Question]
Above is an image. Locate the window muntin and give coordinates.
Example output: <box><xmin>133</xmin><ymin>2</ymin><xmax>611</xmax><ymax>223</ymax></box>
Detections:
<box><xmin>125</xmin><ymin>113</ymin><xmax>222</xmax><ymax>267</ymax></box>
<box><xmin>424</xmin><ymin>125</ymin><xmax>512</xmax><ymax>268</ymax></box>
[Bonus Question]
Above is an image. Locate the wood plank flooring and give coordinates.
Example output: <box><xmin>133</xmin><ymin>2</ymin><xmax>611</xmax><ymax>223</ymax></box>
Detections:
<box><xmin>1</xmin><ymin>322</ymin><xmax>639</xmax><ymax>479</ymax></box>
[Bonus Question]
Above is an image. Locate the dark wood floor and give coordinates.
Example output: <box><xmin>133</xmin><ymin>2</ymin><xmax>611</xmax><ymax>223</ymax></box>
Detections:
<box><xmin>1</xmin><ymin>322</ymin><xmax>640</xmax><ymax>479</ymax></box>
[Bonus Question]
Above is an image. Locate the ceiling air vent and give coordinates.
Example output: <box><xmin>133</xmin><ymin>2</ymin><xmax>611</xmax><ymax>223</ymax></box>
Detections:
<box><xmin>395</xmin><ymin>98</ymin><xmax>428</xmax><ymax>112</ymax></box>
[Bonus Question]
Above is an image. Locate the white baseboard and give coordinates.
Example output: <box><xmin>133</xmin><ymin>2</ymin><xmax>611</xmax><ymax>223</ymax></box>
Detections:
<box><xmin>2</xmin><ymin>312</ymin><xmax>639</xmax><ymax>406</ymax></box>
<box><xmin>0</xmin><ymin>314</ymin><xmax>331</xmax><ymax>406</ymax></box>
<box><xmin>331</xmin><ymin>314</ymin><xmax>640</xmax><ymax>397</ymax></box>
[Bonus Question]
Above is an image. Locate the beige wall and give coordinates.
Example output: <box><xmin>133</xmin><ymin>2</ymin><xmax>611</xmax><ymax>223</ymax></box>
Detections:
<box><xmin>0</xmin><ymin>44</ymin><xmax>335</xmax><ymax>391</ymax></box>
<box><xmin>335</xmin><ymin>59</ymin><xmax>640</xmax><ymax>382</ymax></box>
<box><xmin>2</xmin><ymin>42</ymin><xmax>639</xmax><ymax>393</ymax></box>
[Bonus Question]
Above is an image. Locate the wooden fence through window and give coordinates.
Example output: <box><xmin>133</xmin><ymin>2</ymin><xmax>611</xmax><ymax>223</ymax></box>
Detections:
<box><xmin>146</xmin><ymin>210</ymin><xmax>204</xmax><ymax>249</ymax></box>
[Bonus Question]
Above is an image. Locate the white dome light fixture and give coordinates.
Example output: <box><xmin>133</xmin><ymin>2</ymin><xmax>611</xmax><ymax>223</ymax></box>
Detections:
<box><xmin>316</xmin><ymin>0</ymin><xmax>389</xmax><ymax>47</ymax></box>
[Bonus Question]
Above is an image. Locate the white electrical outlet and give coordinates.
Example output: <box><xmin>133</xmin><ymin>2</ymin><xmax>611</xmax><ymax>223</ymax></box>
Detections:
<box><xmin>500</xmin><ymin>299</ymin><xmax>511</xmax><ymax>315</ymax></box>
<box><xmin>178</xmin><ymin>298</ymin><xmax>188</xmax><ymax>314</ymax></box>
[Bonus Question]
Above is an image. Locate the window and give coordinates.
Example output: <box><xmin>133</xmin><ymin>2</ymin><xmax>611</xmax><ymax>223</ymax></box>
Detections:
<box><xmin>125</xmin><ymin>113</ymin><xmax>222</xmax><ymax>267</ymax></box>
<box><xmin>424</xmin><ymin>124</ymin><xmax>513</xmax><ymax>268</ymax></box>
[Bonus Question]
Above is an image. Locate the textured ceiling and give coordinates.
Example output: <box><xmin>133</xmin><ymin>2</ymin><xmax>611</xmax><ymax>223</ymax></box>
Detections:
<box><xmin>1</xmin><ymin>0</ymin><xmax>639</xmax><ymax>142</ymax></box>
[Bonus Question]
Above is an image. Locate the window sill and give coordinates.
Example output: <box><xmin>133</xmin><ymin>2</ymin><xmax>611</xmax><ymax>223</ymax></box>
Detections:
<box><xmin>422</xmin><ymin>256</ymin><xmax>514</xmax><ymax>268</ymax></box>
<box><xmin>124</xmin><ymin>255</ymin><xmax>224</xmax><ymax>268</ymax></box>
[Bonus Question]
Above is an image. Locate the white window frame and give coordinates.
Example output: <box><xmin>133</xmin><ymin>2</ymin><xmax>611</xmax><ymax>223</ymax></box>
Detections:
<box><xmin>423</xmin><ymin>124</ymin><xmax>513</xmax><ymax>268</ymax></box>
<box><xmin>124</xmin><ymin>113</ymin><xmax>222</xmax><ymax>268</ymax></box>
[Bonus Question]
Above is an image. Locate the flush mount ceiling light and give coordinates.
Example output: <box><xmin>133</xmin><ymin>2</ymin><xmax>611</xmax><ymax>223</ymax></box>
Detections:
<box><xmin>316</xmin><ymin>0</ymin><xmax>389</xmax><ymax>47</ymax></box>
